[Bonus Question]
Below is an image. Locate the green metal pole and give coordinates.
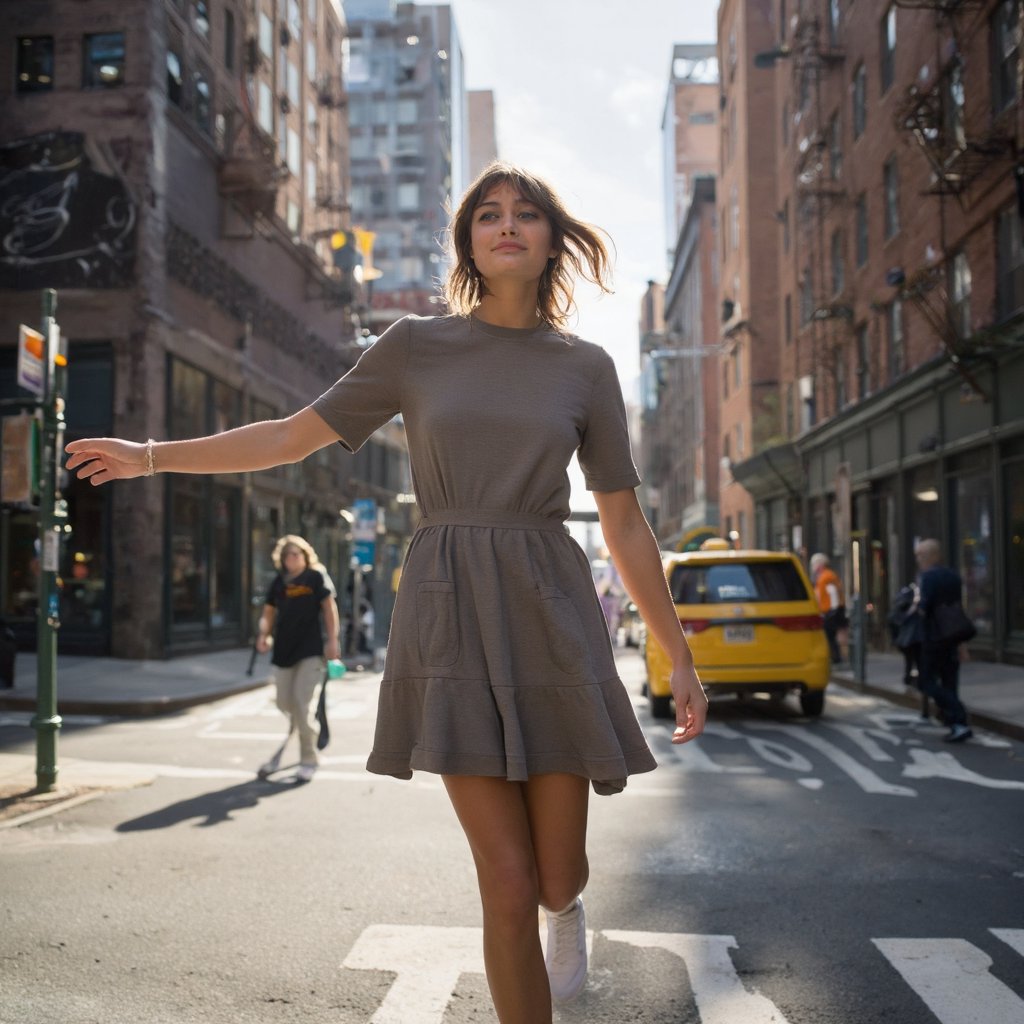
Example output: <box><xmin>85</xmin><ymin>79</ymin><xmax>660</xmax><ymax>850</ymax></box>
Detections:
<box><xmin>31</xmin><ymin>288</ymin><xmax>62</xmax><ymax>793</ymax></box>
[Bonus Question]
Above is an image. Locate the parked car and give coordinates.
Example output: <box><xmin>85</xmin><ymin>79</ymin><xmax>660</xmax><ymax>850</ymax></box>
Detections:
<box><xmin>645</xmin><ymin>540</ymin><xmax>830</xmax><ymax>718</ymax></box>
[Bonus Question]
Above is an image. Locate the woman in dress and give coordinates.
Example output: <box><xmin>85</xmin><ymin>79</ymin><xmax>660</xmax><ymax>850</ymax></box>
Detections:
<box><xmin>65</xmin><ymin>163</ymin><xmax>707</xmax><ymax>1022</ymax></box>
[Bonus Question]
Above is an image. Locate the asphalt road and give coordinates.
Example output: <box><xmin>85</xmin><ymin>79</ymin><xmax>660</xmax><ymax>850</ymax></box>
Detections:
<box><xmin>1</xmin><ymin>649</ymin><xmax>1023</xmax><ymax>1024</ymax></box>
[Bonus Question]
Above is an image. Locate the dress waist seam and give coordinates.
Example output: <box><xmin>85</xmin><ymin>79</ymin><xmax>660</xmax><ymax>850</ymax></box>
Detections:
<box><xmin>415</xmin><ymin>509</ymin><xmax>569</xmax><ymax>534</ymax></box>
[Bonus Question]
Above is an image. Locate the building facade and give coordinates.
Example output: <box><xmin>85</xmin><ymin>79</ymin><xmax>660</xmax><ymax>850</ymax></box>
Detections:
<box><xmin>0</xmin><ymin>0</ymin><xmax>415</xmax><ymax>659</ymax></box>
<box><xmin>730</xmin><ymin>0</ymin><xmax>1024</xmax><ymax>662</ymax></box>
<box><xmin>343</xmin><ymin>0</ymin><xmax>467</xmax><ymax>329</ymax></box>
<box><xmin>467</xmin><ymin>88</ymin><xmax>498</xmax><ymax>180</ymax></box>
<box><xmin>716</xmin><ymin>0</ymin><xmax>782</xmax><ymax>549</ymax></box>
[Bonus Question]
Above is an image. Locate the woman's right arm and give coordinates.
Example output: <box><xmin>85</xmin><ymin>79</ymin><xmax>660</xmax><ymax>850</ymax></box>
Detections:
<box><xmin>65</xmin><ymin>407</ymin><xmax>340</xmax><ymax>485</ymax></box>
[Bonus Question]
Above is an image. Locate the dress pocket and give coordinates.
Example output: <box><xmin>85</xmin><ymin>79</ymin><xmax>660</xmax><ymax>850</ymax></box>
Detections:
<box><xmin>537</xmin><ymin>586</ymin><xmax>586</xmax><ymax>676</ymax></box>
<box><xmin>416</xmin><ymin>582</ymin><xmax>460</xmax><ymax>668</ymax></box>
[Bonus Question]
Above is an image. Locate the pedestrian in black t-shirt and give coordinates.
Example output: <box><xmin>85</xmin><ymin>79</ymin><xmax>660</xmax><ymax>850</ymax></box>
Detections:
<box><xmin>255</xmin><ymin>535</ymin><xmax>340</xmax><ymax>780</ymax></box>
<box><xmin>915</xmin><ymin>538</ymin><xmax>972</xmax><ymax>743</ymax></box>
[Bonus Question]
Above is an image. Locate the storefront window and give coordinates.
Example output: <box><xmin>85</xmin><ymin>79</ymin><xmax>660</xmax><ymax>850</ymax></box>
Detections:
<box><xmin>60</xmin><ymin>484</ymin><xmax>108</xmax><ymax>632</ymax></box>
<box><xmin>908</xmin><ymin>464</ymin><xmax>941</xmax><ymax>551</ymax></box>
<box><xmin>170</xmin><ymin>481</ymin><xmax>207</xmax><ymax>628</ymax></box>
<box><xmin>170</xmin><ymin>359</ymin><xmax>205</xmax><ymax>439</ymax></box>
<box><xmin>949</xmin><ymin>465</ymin><xmax>994</xmax><ymax>637</ymax></box>
<box><xmin>210</xmin><ymin>485</ymin><xmax>241</xmax><ymax>629</ymax></box>
<box><xmin>1006</xmin><ymin>459</ymin><xmax>1024</xmax><ymax>637</ymax></box>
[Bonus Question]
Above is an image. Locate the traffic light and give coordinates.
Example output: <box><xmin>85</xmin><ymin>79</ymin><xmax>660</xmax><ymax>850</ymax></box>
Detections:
<box><xmin>330</xmin><ymin>230</ymin><xmax>357</xmax><ymax>273</ymax></box>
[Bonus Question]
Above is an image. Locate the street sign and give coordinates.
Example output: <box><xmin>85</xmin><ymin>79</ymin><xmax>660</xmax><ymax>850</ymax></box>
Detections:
<box><xmin>17</xmin><ymin>324</ymin><xmax>45</xmax><ymax>396</ymax></box>
<box><xmin>352</xmin><ymin>497</ymin><xmax>377</xmax><ymax>568</ymax></box>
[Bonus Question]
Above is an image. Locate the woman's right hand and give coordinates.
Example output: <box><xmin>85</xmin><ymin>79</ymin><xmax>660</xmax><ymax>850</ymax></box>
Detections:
<box><xmin>65</xmin><ymin>438</ymin><xmax>147</xmax><ymax>485</ymax></box>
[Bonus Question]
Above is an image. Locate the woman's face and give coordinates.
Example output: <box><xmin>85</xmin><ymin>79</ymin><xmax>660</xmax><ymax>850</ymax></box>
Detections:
<box><xmin>468</xmin><ymin>181</ymin><xmax>557</xmax><ymax>288</ymax></box>
<box><xmin>282</xmin><ymin>547</ymin><xmax>306</xmax><ymax>572</ymax></box>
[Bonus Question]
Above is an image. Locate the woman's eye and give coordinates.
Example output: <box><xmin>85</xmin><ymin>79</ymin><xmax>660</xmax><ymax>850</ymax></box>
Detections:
<box><xmin>519</xmin><ymin>211</ymin><xmax>539</xmax><ymax>220</ymax></box>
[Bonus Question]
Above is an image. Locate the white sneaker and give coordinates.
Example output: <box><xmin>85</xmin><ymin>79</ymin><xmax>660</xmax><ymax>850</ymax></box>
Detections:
<box><xmin>295</xmin><ymin>763</ymin><xmax>317</xmax><ymax>783</ymax></box>
<box><xmin>545</xmin><ymin>897</ymin><xmax>587</xmax><ymax>1003</ymax></box>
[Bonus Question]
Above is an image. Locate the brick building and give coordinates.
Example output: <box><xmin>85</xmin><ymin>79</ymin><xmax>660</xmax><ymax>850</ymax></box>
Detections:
<box><xmin>0</xmin><ymin>0</ymin><xmax>415</xmax><ymax>659</ymax></box>
<box><xmin>729</xmin><ymin>0</ymin><xmax>1024</xmax><ymax>662</ymax></box>
<box><xmin>716</xmin><ymin>0</ymin><xmax>782</xmax><ymax>549</ymax></box>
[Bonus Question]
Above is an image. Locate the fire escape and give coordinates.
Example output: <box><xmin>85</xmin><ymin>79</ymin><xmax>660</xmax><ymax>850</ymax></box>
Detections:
<box><xmin>790</xmin><ymin>4</ymin><xmax>850</xmax><ymax>413</ymax></box>
<box><xmin>891</xmin><ymin>0</ymin><xmax>1019</xmax><ymax>396</ymax></box>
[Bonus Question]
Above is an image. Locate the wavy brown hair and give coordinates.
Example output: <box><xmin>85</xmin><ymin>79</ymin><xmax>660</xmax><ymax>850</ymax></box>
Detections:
<box><xmin>443</xmin><ymin>162</ymin><xmax>614</xmax><ymax>329</ymax></box>
<box><xmin>271</xmin><ymin>534</ymin><xmax>325</xmax><ymax>574</ymax></box>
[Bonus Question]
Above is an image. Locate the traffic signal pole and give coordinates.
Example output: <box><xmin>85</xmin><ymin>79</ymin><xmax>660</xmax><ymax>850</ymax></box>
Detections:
<box><xmin>30</xmin><ymin>288</ymin><xmax>64</xmax><ymax>792</ymax></box>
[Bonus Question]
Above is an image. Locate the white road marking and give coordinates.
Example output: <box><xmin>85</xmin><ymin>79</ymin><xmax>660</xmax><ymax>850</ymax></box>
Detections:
<box><xmin>827</xmin><ymin>723</ymin><xmax>901</xmax><ymax>762</ymax></box>
<box><xmin>602</xmin><ymin>931</ymin><xmax>793</xmax><ymax>1024</ymax></box>
<box><xmin>341</xmin><ymin>925</ymin><xmax>485</xmax><ymax>1024</ymax></box>
<box><xmin>902</xmin><ymin>750</ymin><xmax>1024</xmax><ymax>790</ymax></box>
<box><xmin>747</xmin><ymin>723</ymin><xmax>917</xmax><ymax>797</ymax></box>
<box><xmin>873</xmin><ymin>937</ymin><xmax>1024</xmax><ymax>1024</ymax></box>
<box><xmin>797</xmin><ymin>778</ymin><xmax>824</xmax><ymax>790</ymax></box>
<box><xmin>992</xmin><ymin>929</ymin><xmax>1024</xmax><ymax>957</ymax></box>
<box><xmin>744</xmin><ymin>737</ymin><xmax>812</xmax><ymax>773</ymax></box>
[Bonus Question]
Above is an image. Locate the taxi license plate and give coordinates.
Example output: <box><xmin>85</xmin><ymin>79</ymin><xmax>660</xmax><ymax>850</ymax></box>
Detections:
<box><xmin>724</xmin><ymin>624</ymin><xmax>755</xmax><ymax>643</ymax></box>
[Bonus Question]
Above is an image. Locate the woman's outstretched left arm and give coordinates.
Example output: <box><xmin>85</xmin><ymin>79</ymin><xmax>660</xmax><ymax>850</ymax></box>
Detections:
<box><xmin>594</xmin><ymin>488</ymin><xmax>708</xmax><ymax>743</ymax></box>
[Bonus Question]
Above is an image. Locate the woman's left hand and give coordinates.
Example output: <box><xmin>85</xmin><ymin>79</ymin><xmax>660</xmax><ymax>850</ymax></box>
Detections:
<box><xmin>670</xmin><ymin>662</ymin><xmax>708</xmax><ymax>744</ymax></box>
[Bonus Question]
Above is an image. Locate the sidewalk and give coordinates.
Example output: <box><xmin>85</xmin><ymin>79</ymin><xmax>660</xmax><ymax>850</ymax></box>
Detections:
<box><xmin>831</xmin><ymin>650</ymin><xmax>1024</xmax><ymax>743</ymax></box>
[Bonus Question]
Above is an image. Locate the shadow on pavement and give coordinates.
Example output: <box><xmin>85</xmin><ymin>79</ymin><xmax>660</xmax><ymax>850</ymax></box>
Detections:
<box><xmin>115</xmin><ymin>768</ymin><xmax>308</xmax><ymax>831</ymax></box>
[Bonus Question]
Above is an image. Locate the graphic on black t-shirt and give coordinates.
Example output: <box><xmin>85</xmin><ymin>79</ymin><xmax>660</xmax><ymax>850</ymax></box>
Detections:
<box><xmin>265</xmin><ymin>568</ymin><xmax>335</xmax><ymax>667</ymax></box>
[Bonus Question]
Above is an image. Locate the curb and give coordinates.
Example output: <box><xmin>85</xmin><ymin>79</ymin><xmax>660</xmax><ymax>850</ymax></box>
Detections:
<box><xmin>0</xmin><ymin>678</ymin><xmax>269</xmax><ymax>718</ymax></box>
<box><xmin>832</xmin><ymin>673</ymin><xmax>1024</xmax><ymax>745</ymax></box>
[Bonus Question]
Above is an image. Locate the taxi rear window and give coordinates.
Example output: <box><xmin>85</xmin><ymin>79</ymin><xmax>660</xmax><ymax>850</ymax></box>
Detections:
<box><xmin>669</xmin><ymin>561</ymin><xmax>810</xmax><ymax>604</ymax></box>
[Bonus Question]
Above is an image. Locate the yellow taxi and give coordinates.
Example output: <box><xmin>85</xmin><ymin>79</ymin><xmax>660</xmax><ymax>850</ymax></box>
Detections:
<box><xmin>645</xmin><ymin>540</ymin><xmax>831</xmax><ymax>718</ymax></box>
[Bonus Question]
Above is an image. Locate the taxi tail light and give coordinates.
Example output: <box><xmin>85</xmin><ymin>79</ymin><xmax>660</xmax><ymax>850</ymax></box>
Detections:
<box><xmin>772</xmin><ymin>614</ymin><xmax>824</xmax><ymax>631</ymax></box>
<box><xmin>680</xmin><ymin>619</ymin><xmax>711</xmax><ymax>635</ymax></box>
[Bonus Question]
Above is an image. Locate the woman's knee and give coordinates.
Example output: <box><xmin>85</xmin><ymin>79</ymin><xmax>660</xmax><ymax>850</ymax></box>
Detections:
<box><xmin>537</xmin><ymin>855</ymin><xmax>588</xmax><ymax>914</ymax></box>
<box><xmin>476</xmin><ymin>859</ymin><xmax>540</xmax><ymax>924</ymax></box>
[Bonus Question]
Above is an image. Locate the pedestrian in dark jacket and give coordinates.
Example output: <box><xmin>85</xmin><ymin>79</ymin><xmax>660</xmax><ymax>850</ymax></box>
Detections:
<box><xmin>914</xmin><ymin>539</ymin><xmax>972</xmax><ymax>742</ymax></box>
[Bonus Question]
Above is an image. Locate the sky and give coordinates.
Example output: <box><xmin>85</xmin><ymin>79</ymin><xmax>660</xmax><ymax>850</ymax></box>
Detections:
<box><xmin>449</xmin><ymin>0</ymin><xmax>721</xmax><ymax>391</ymax></box>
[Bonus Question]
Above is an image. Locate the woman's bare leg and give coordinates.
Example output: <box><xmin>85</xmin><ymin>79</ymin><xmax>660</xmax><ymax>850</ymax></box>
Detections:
<box><xmin>523</xmin><ymin>773</ymin><xmax>590</xmax><ymax>913</ymax></box>
<box><xmin>442</xmin><ymin>775</ymin><xmax>551</xmax><ymax>1023</ymax></box>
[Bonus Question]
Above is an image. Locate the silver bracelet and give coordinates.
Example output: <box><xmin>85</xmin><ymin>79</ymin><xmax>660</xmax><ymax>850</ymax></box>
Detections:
<box><xmin>145</xmin><ymin>439</ymin><xmax>156</xmax><ymax>477</ymax></box>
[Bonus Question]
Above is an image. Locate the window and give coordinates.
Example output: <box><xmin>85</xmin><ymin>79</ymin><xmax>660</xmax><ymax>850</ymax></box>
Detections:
<box><xmin>287</xmin><ymin>126</ymin><xmax>300</xmax><ymax>175</ymax></box>
<box><xmin>735</xmin><ymin>422</ymin><xmax>744</xmax><ymax>458</ymax></box>
<box><xmin>668</xmin><ymin>561</ymin><xmax>809</xmax><ymax>604</ymax></box>
<box><xmin>831</xmin><ymin>229</ymin><xmax>845</xmax><ymax>295</ymax></box>
<box><xmin>288</xmin><ymin>0</ymin><xmax>302</xmax><ymax>36</ymax></box>
<box><xmin>992</xmin><ymin>0</ymin><xmax>1020</xmax><ymax>113</ymax></box>
<box><xmin>258</xmin><ymin>80</ymin><xmax>273</xmax><ymax>132</ymax></box>
<box><xmin>734</xmin><ymin>344</ymin><xmax>742</xmax><ymax>389</ymax></box>
<box><xmin>83</xmin><ymin>33</ymin><xmax>125</xmax><ymax>88</ymax></box>
<box><xmin>855</xmin><ymin>193</ymin><xmax>868</xmax><ymax>267</ymax></box>
<box><xmin>800</xmin><ymin>271</ymin><xmax>814</xmax><ymax>325</ymax></box>
<box><xmin>944</xmin><ymin>61</ymin><xmax>966</xmax><ymax>150</ymax></box>
<box><xmin>887</xmin><ymin>299</ymin><xmax>905</xmax><ymax>379</ymax></box>
<box><xmin>308</xmin><ymin>0</ymin><xmax>318</xmax><ymax>21</ymax></box>
<box><xmin>723</xmin><ymin>361</ymin><xmax>730</xmax><ymax>398</ymax></box>
<box><xmin>780</xmin><ymin>0</ymin><xmax>787</xmax><ymax>42</ymax></box>
<box><xmin>856</xmin><ymin>323</ymin><xmax>870</xmax><ymax>399</ymax></box>
<box><xmin>306</xmin><ymin>98</ymin><xmax>317</xmax><ymax>143</ymax></box>
<box><xmin>689</xmin><ymin>111</ymin><xmax>715</xmax><ymax>124</ymax></box>
<box><xmin>730</xmin><ymin>185</ymin><xmax>740</xmax><ymax>252</ymax></box>
<box><xmin>278</xmin><ymin>115</ymin><xmax>287</xmax><ymax>160</ymax></box>
<box><xmin>286</xmin><ymin>199</ymin><xmax>301</xmax><ymax>233</ymax></box>
<box><xmin>949</xmin><ymin>250</ymin><xmax>972</xmax><ymax>338</ymax></box>
<box><xmin>16</xmin><ymin>36</ymin><xmax>54</xmax><ymax>92</ymax></box>
<box><xmin>397</xmin><ymin>98</ymin><xmax>418</xmax><ymax>125</ymax></box>
<box><xmin>259</xmin><ymin>11</ymin><xmax>273</xmax><ymax>57</ymax></box>
<box><xmin>722</xmin><ymin>433</ymin><xmax>731</xmax><ymax>460</ymax></box>
<box><xmin>997</xmin><ymin>204</ymin><xmax>1024</xmax><ymax>319</ymax></box>
<box><xmin>828</xmin><ymin>0</ymin><xmax>841</xmax><ymax>47</ymax></box>
<box><xmin>306</xmin><ymin>158</ymin><xmax>317</xmax><ymax>202</ymax></box>
<box><xmin>852</xmin><ymin>63</ymin><xmax>867</xmax><ymax>139</ymax></box>
<box><xmin>287</xmin><ymin>58</ymin><xmax>299</xmax><ymax>105</ymax></box>
<box><xmin>306</xmin><ymin>38</ymin><xmax>316</xmax><ymax>81</ymax></box>
<box><xmin>883</xmin><ymin>156</ymin><xmax>900</xmax><ymax>238</ymax></box>
<box><xmin>828</xmin><ymin>113</ymin><xmax>842</xmax><ymax>179</ymax></box>
<box><xmin>784</xmin><ymin>293</ymin><xmax>792</xmax><ymax>345</ymax></box>
<box><xmin>194</xmin><ymin>1</ymin><xmax>211</xmax><ymax>39</ymax></box>
<box><xmin>193</xmin><ymin>69</ymin><xmax>212</xmax><ymax>133</ymax></box>
<box><xmin>224</xmin><ymin>9</ymin><xmax>236</xmax><ymax>71</ymax></box>
<box><xmin>880</xmin><ymin>5</ymin><xmax>896</xmax><ymax>93</ymax></box>
<box><xmin>167</xmin><ymin>47</ymin><xmax>184</xmax><ymax>106</ymax></box>
<box><xmin>397</xmin><ymin>181</ymin><xmax>420</xmax><ymax>211</ymax></box>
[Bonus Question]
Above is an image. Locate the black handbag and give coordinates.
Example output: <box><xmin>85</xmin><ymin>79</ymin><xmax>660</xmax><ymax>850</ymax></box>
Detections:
<box><xmin>932</xmin><ymin>601</ymin><xmax>976</xmax><ymax>645</ymax></box>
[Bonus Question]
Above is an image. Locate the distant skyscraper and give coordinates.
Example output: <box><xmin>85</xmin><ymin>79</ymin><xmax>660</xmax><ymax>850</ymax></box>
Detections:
<box><xmin>661</xmin><ymin>44</ymin><xmax>719</xmax><ymax>263</ymax></box>
<box><xmin>467</xmin><ymin>89</ymin><xmax>498</xmax><ymax>181</ymax></box>
<box><xmin>343</xmin><ymin>0</ymin><xmax>467</xmax><ymax>323</ymax></box>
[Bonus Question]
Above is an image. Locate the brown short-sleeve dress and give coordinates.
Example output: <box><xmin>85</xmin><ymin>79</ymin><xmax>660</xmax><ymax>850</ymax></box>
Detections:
<box><xmin>312</xmin><ymin>313</ymin><xmax>657</xmax><ymax>794</ymax></box>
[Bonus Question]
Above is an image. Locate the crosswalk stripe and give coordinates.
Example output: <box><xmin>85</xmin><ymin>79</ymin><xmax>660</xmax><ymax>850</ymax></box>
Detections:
<box><xmin>600</xmin><ymin>932</ymin><xmax>792</xmax><ymax>1024</ymax></box>
<box><xmin>873</xmin><ymin>938</ymin><xmax>1024</xmax><ymax>1024</ymax></box>
<box><xmin>992</xmin><ymin>929</ymin><xmax>1024</xmax><ymax>958</ymax></box>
